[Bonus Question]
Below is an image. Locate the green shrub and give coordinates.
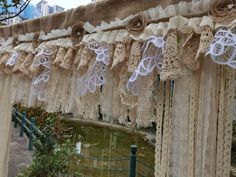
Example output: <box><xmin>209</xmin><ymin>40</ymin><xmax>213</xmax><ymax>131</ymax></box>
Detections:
<box><xmin>16</xmin><ymin>115</ymin><xmax>80</xmax><ymax>177</ymax></box>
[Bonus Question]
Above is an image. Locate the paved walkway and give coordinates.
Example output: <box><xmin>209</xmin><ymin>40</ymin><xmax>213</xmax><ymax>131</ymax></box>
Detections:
<box><xmin>8</xmin><ymin>124</ymin><xmax>33</xmax><ymax>177</ymax></box>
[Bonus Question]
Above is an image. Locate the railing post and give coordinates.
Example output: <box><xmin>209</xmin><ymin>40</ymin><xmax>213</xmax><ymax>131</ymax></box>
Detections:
<box><xmin>12</xmin><ymin>109</ymin><xmax>15</xmax><ymax>122</ymax></box>
<box><xmin>20</xmin><ymin>112</ymin><xmax>26</xmax><ymax>137</ymax></box>
<box><xmin>14</xmin><ymin>108</ymin><xmax>18</xmax><ymax>128</ymax></box>
<box><xmin>28</xmin><ymin>118</ymin><xmax>35</xmax><ymax>150</ymax></box>
<box><xmin>129</xmin><ymin>145</ymin><xmax>137</xmax><ymax>177</ymax></box>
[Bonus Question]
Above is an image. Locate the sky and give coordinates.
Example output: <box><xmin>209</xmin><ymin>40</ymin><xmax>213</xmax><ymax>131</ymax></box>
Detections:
<box><xmin>30</xmin><ymin>0</ymin><xmax>92</xmax><ymax>10</ymax></box>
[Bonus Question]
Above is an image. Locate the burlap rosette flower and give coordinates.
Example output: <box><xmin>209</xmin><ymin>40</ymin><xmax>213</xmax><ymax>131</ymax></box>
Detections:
<box><xmin>126</xmin><ymin>13</ymin><xmax>147</xmax><ymax>36</ymax></box>
<box><xmin>210</xmin><ymin>0</ymin><xmax>236</xmax><ymax>22</ymax></box>
<box><xmin>71</xmin><ymin>21</ymin><xmax>85</xmax><ymax>45</ymax></box>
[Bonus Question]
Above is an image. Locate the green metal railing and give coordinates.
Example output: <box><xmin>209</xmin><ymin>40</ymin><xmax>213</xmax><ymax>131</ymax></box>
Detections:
<box><xmin>12</xmin><ymin>107</ymin><xmax>43</xmax><ymax>150</ymax></box>
<box><xmin>77</xmin><ymin>146</ymin><xmax>153</xmax><ymax>177</ymax></box>
<box><xmin>12</xmin><ymin>108</ymin><xmax>154</xmax><ymax>177</ymax></box>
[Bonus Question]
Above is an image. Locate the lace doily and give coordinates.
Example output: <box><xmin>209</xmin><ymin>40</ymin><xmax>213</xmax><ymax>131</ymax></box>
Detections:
<box><xmin>111</xmin><ymin>42</ymin><xmax>126</xmax><ymax>70</ymax></box>
<box><xmin>77</xmin><ymin>44</ymin><xmax>94</xmax><ymax>75</ymax></box>
<box><xmin>30</xmin><ymin>48</ymin><xmax>53</xmax><ymax>101</ymax></box>
<box><xmin>128</xmin><ymin>41</ymin><xmax>142</xmax><ymax>73</ymax></box>
<box><xmin>19</xmin><ymin>53</ymin><xmax>34</xmax><ymax>76</ymax></box>
<box><xmin>181</xmin><ymin>33</ymin><xmax>200</xmax><ymax>71</ymax></box>
<box><xmin>196</xmin><ymin>26</ymin><xmax>214</xmax><ymax>59</ymax></box>
<box><xmin>160</xmin><ymin>30</ymin><xmax>183</xmax><ymax>81</ymax></box>
<box><xmin>53</xmin><ymin>46</ymin><xmax>67</xmax><ymax>66</ymax></box>
<box><xmin>0</xmin><ymin>53</ymin><xmax>10</xmax><ymax>69</ymax></box>
<box><xmin>12</xmin><ymin>52</ymin><xmax>27</xmax><ymax>73</ymax></box>
<box><xmin>76</xmin><ymin>42</ymin><xmax>110</xmax><ymax>96</ymax></box>
<box><xmin>60</xmin><ymin>47</ymin><xmax>75</xmax><ymax>70</ymax></box>
<box><xmin>127</xmin><ymin>36</ymin><xmax>165</xmax><ymax>95</ymax></box>
<box><xmin>74</xmin><ymin>45</ymin><xmax>84</xmax><ymax>66</ymax></box>
<box><xmin>207</xmin><ymin>29</ymin><xmax>236</xmax><ymax>68</ymax></box>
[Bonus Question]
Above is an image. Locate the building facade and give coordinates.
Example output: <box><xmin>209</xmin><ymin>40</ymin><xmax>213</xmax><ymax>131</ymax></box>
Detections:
<box><xmin>36</xmin><ymin>0</ymin><xmax>64</xmax><ymax>16</ymax></box>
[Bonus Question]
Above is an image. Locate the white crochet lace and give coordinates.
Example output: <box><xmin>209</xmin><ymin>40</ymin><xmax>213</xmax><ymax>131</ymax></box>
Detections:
<box><xmin>207</xmin><ymin>29</ymin><xmax>236</xmax><ymax>68</ymax></box>
<box><xmin>76</xmin><ymin>41</ymin><xmax>110</xmax><ymax>96</ymax></box>
<box><xmin>30</xmin><ymin>48</ymin><xmax>53</xmax><ymax>101</ymax></box>
<box><xmin>126</xmin><ymin>36</ymin><xmax>165</xmax><ymax>95</ymax></box>
<box><xmin>88</xmin><ymin>41</ymin><xmax>110</xmax><ymax>65</ymax></box>
<box><xmin>6</xmin><ymin>51</ymin><xmax>20</xmax><ymax>66</ymax></box>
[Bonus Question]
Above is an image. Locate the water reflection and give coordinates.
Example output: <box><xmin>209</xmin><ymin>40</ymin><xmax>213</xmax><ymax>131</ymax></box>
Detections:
<box><xmin>64</xmin><ymin>121</ymin><xmax>155</xmax><ymax>177</ymax></box>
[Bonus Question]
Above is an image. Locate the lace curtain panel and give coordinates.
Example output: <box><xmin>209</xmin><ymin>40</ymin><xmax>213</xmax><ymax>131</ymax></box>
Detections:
<box><xmin>154</xmin><ymin>59</ymin><xmax>235</xmax><ymax>177</ymax></box>
<box><xmin>0</xmin><ymin>75</ymin><xmax>12</xmax><ymax>177</ymax></box>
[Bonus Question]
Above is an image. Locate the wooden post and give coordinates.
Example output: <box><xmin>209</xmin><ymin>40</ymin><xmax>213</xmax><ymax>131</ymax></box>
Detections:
<box><xmin>28</xmin><ymin>118</ymin><xmax>35</xmax><ymax>150</ymax></box>
<box><xmin>20</xmin><ymin>112</ymin><xmax>26</xmax><ymax>137</ymax></box>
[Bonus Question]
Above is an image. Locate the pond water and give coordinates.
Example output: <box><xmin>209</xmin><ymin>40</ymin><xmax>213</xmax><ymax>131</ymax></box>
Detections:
<box><xmin>64</xmin><ymin>120</ymin><xmax>155</xmax><ymax>177</ymax></box>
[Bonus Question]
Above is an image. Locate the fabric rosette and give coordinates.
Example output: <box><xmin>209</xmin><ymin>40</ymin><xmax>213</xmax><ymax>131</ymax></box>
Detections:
<box><xmin>126</xmin><ymin>13</ymin><xmax>147</xmax><ymax>36</ymax></box>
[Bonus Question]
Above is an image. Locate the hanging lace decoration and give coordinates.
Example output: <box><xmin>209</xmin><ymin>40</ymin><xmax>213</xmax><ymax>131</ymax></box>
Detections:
<box><xmin>126</xmin><ymin>36</ymin><xmax>165</xmax><ymax>95</ymax></box>
<box><xmin>76</xmin><ymin>41</ymin><xmax>110</xmax><ymax>96</ymax></box>
<box><xmin>30</xmin><ymin>48</ymin><xmax>53</xmax><ymax>101</ymax></box>
<box><xmin>206</xmin><ymin>29</ymin><xmax>236</xmax><ymax>68</ymax></box>
<box><xmin>6</xmin><ymin>50</ymin><xmax>20</xmax><ymax>66</ymax></box>
<box><xmin>88</xmin><ymin>41</ymin><xmax>110</xmax><ymax>65</ymax></box>
<box><xmin>160</xmin><ymin>30</ymin><xmax>183</xmax><ymax>81</ymax></box>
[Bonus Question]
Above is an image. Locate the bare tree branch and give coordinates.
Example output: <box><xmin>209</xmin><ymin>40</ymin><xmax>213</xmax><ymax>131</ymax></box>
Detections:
<box><xmin>0</xmin><ymin>0</ymin><xmax>31</xmax><ymax>22</ymax></box>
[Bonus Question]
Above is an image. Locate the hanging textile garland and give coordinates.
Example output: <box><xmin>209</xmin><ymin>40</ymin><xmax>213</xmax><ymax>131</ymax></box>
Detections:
<box><xmin>76</xmin><ymin>41</ymin><xmax>110</xmax><ymax>96</ymax></box>
<box><xmin>196</xmin><ymin>26</ymin><xmax>214</xmax><ymax>59</ymax></box>
<box><xmin>19</xmin><ymin>52</ymin><xmax>34</xmax><ymax>76</ymax></box>
<box><xmin>110</xmin><ymin>42</ymin><xmax>126</xmax><ymax>70</ymax></box>
<box><xmin>5</xmin><ymin>50</ymin><xmax>19</xmax><ymax>67</ymax></box>
<box><xmin>77</xmin><ymin>44</ymin><xmax>94</xmax><ymax>75</ymax></box>
<box><xmin>160</xmin><ymin>30</ymin><xmax>183</xmax><ymax>81</ymax></box>
<box><xmin>12</xmin><ymin>51</ymin><xmax>28</xmax><ymax>73</ymax></box>
<box><xmin>126</xmin><ymin>36</ymin><xmax>165</xmax><ymax>95</ymax></box>
<box><xmin>181</xmin><ymin>33</ymin><xmax>200</xmax><ymax>71</ymax></box>
<box><xmin>74</xmin><ymin>45</ymin><xmax>84</xmax><ymax>66</ymax></box>
<box><xmin>60</xmin><ymin>47</ymin><xmax>76</xmax><ymax>70</ymax></box>
<box><xmin>53</xmin><ymin>46</ymin><xmax>67</xmax><ymax>66</ymax></box>
<box><xmin>207</xmin><ymin>29</ymin><xmax>236</xmax><ymax>68</ymax></box>
<box><xmin>30</xmin><ymin>48</ymin><xmax>53</xmax><ymax>101</ymax></box>
<box><xmin>128</xmin><ymin>41</ymin><xmax>142</xmax><ymax>73</ymax></box>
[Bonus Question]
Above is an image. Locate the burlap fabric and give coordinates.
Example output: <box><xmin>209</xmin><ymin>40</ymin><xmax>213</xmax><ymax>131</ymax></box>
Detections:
<box><xmin>0</xmin><ymin>0</ymin><xmax>182</xmax><ymax>38</ymax></box>
<box><xmin>0</xmin><ymin>1</ymin><xmax>235</xmax><ymax>177</ymax></box>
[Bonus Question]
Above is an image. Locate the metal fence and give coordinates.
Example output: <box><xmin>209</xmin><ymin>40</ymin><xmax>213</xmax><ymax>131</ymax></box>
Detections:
<box><xmin>12</xmin><ymin>108</ymin><xmax>154</xmax><ymax>177</ymax></box>
<box><xmin>12</xmin><ymin>107</ymin><xmax>42</xmax><ymax>150</ymax></box>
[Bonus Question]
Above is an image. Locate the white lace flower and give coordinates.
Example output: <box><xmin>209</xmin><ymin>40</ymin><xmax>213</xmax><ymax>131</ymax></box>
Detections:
<box><xmin>206</xmin><ymin>29</ymin><xmax>236</xmax><ymax>68</ymax></box>
<box><xmin>6</xmin><ymin>50</ymin><xmax>20</xmax><ymax>66</ymax></box>
<box><xmin>76</xmin><ymin>41</ymin><xmax>110</xmax><ymax>96</ymax></box>
<box><xmin>127</xmin><ymin>36</ymin><xmax>165</xmax><ymax>95</ymax></box>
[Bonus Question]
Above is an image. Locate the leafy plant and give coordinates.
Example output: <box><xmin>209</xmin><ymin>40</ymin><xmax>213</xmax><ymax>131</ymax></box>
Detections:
<box><xmin>16</xmin><ymin>114</ymin><xmax>80</xmax><ymax>177</ymax></box>
<box><xmin>0</xmin><ymin>0</ymin><xmax>31</xmax><ymax>21</ymax></box>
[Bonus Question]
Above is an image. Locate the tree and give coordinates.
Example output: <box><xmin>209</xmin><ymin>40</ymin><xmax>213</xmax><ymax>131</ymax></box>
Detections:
<box><xmin>0</xmin><ymin>0</ymin><xmax>31</xmax><ymax>21</ymax></box>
